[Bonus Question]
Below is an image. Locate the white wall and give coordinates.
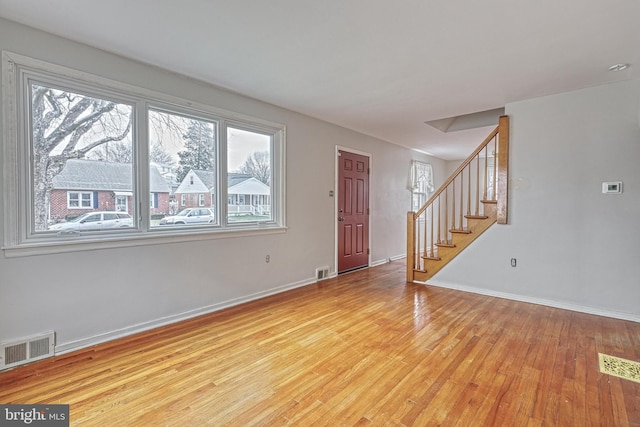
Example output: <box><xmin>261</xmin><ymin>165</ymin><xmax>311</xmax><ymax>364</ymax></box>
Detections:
<box><xmin>0</xmin><ymin>18</ymin><xmax>445</xmax><ymax>352</ymax></box>
<box><xmin>432</xmin><ymin>79</ymin><xmax>640</xmax><ymax>320</ymax></box>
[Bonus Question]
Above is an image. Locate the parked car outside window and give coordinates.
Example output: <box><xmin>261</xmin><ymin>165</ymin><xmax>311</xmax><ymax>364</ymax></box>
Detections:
<box><xmin>159</xmin><ymin>208</ymin><xmax>215</xmax><ymax>225</ymax></box>
<box><xmin>49</xmin><ymin>212</ymin><xmax>133</xmax><ymax>231</ymax></box>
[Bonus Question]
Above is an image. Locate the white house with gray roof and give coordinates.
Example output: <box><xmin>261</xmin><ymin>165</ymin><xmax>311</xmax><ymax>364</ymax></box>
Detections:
<box><xmin>175</xmin><ymin>169</ymin><xmax>270</xmax><ymax>216</ymax></box>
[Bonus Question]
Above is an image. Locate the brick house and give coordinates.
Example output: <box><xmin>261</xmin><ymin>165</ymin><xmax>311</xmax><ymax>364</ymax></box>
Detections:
<box><xmin>50</xmin><ymin>159</ymin><xmax>171</xmax><ymax>222</ymax></box>
<box><xmin>174</xmin><ymin>169</ymin><xmax>215</xmax><ymax>210</ymax></box>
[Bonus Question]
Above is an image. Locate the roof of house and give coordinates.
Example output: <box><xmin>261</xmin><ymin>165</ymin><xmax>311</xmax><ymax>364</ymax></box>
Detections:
<box><xmin>228</xmin><ymin>177</ymin><xmax>270</xmax><ymax>196</ymax></box>
<box><xmin>228</xmin><ymin>173</ymin><xmax>253</xmax><ymax>188</ymax></box>
<box><xmin>52</xmin><ymin>159</ymin><xmax>170</xmax><ymax>193</ymax></box>
<box><xmin>175</xmin><ymin>170</ymin><xmax>260</xmax><ymax>194</ymax></box>
<box><xmin>193</xmin><ymin>170</ymin><xmax>215</xmax><ymax>189</ymax></box>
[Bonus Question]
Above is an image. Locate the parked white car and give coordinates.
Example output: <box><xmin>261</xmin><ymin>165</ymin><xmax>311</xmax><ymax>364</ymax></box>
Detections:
<box><xmin>159</xmin><ymin>208</ymin><xmax>215</xmax><ymax>225</ymax></box>
<box><xmin>49</xmin><ymin>211</ymin><xmax>133</xmax><ymax>231</ymax></box>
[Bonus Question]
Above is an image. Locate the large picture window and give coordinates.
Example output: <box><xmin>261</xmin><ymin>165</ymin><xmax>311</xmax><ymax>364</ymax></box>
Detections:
<box><xmin>2</xmin><ymin>52</ymin><xmax>286</xmax><ymax>255</ymax></box>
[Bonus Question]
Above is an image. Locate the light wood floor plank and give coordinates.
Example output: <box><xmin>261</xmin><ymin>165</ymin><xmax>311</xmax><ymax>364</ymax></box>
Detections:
<box><xmin>1</xmin><ymin>261</ymin><xmax>639</xmax><ymax>426</ymax></box>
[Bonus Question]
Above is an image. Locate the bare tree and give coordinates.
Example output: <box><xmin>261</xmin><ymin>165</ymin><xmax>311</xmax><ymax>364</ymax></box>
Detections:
<box><xmin>150</xmin><ymin>142</ymin><xmax>175</xmax><ymax>165</ymax></box>
<box><xmin>32</xmin><ymin>85</ymin><xmax>132</xmax><ymax>230</ymax></box>
<box><xmin>86</xmin><ymin>140</ymin><xmax>133</xmax><ymax>163</ymax></box>
<box><xmin>239</xmin><ymin>151</ymin><xmax>270</xmax><ymax>185</ymax></box>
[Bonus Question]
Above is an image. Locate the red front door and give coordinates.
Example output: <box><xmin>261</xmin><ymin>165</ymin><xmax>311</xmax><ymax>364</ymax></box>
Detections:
<box><xmin>338</xmin><ymin>150</ymin><xmax>369</xmax><ymax>273</ymax></box>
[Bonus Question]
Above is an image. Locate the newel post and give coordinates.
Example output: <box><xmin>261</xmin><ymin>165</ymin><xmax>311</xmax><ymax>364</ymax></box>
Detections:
<box><xmin>496</xmin><ymin>115</ymin><xmax>509</xmax><ymax>224</ymax></box>
<box><xmin>407</xmin><ymin>211</ymin><xmax>415</xmax><ymax>282</ymax></box>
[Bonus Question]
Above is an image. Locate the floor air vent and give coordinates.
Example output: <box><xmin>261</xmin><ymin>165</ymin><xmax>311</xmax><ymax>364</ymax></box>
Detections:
<box><xmin>599</xmin><ymin>353</ymin><xmax>640</xmax><ymax>384</ymax></box>
<box><xmin>315</xmin><ymin>266</ymin><xmax>330</xmax><ymax>281</ymax></box>
<box><xmin>1</xmin><ymin>332</ymin><xmax>55</xmax><ymax>370</ymax></box>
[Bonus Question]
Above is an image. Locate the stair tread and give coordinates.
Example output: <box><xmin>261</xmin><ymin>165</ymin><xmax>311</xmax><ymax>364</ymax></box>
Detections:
<box><xmin>435</xmin><ymin>242</ymin><xmax>456</xmax><ymax>248</ymax></box>
<box><xmin>465</xmin><ymin>215</ymin><xmax>489</xmax><ymax>219</ymax></box>
<box><xmin>422</xmin><ymin>255</ymin><xmax>441</xmax><ymax>261</ymax></box>
<box><xmin>450</xmin><ymin>228</ymin><xmax>472</xmax><ymax>234</ymax></box>
<box><xmin>481</xmin><ymin>199</ymin><xmax>497</xmax><ymax>204</ymax></box>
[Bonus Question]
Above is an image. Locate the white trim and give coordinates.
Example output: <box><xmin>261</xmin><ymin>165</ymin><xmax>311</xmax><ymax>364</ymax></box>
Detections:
<box><xmin>55</xmin><ymin>273</ymin><xmax>315</xmax><ymax>355</ymax></box>
<box><xmin>3</xmin><ymin>51</ymin><xmax>283</xmax><ymax>129</ymax></box>
<box><xmin>2</xmin><ymin>51</ymin><xmax>287</xmax><ymax>254</ymax></box>
<box><xmin>389</xmin><ymin>254</ymin><xmax>406</xmax><ymax>262</ymax></box>
<box><xmin>2</xmin><ymin>225</ymin><xmax>288</xmax><ymax>258</ymax></box>
<box><xmin>67</xmin><ymin>191</ymin><xmax>93</xmax><ymax>209</ymax></box>
<box><xmin>423</xmin><ymin>278</ymin><xmax>640</xmax><ymax>323</ymax></box>
<box><xmin>369</xmin><ymin>258</ymin><xmax>388</xmax><ymax>268</ymax></box>
<box><xmin>370</xmin><ymin>254</ymin><xmax>406</xmax><ymax>268</ymax></box>
<box><xmin>334</xmin><ymin>146</ymin><xmax>373</xmax><ymax>274</ymax></box>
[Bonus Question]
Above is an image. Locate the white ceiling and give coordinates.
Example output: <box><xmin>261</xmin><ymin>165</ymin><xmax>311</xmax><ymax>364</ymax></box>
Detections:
<box><xmin>1</xmin><ymin>0</ymin><xmax>638</xmax><ymax>160</ymax></box>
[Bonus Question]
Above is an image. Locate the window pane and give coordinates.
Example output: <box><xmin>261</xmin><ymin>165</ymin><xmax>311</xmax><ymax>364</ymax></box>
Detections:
<box><xmin>227</xmin><ymin>127</ymin><xmax>272</xmax><ymax>223</ymax></box>
<box><xmin>149</xmin><ymin>109</ymin><xmax>218</xmax><ymax>227</ymax></box>
<box><xmin>80</xmin><ymin>193</ymin><xmax>92</xmax><ymax>208</ymax></box>
<box><xmin>32</xmin><ymin>83</ymin><xmax>134</xmax><ymax>232</ymax></box>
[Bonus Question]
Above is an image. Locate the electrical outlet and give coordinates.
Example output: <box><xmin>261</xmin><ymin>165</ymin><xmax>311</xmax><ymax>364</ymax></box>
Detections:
<box><xmin>511</xmin><ymin>258</ymin><xmax>517</xmax><ymax>267</ymax></box>
<box><xmin>265</xmin><ymin>255</ymin><xmax>270</xmax><ymax>263</ymax></box>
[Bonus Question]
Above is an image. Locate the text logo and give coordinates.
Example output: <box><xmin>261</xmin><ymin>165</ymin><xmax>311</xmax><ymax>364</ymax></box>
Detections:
<box><xmin>0</xmin><ymin>405</ymin><xmax>69</xmax><ymax>426</ymax></box>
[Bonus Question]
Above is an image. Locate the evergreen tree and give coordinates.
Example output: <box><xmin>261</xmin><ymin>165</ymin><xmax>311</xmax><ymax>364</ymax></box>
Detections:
<box><xmin>176</xmin><ymin>119</ymin><xmax>215</xmax><ymax>182</ymax></box>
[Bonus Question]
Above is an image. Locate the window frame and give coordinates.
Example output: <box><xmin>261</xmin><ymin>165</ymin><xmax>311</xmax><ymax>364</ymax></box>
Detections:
<box><xmin>225</xmin><ymin>122</ymin><xmax>276</xmax><ymax>226</ymax></box>
<box><xmin>2</xmin><ymin>51</ymin><xmax>286</xmax><ymax>257</ymax></box>
<box><xmin>68</xmin><ymin>191</ymin><xmax>94</xmax><ymax>209</ymax></box>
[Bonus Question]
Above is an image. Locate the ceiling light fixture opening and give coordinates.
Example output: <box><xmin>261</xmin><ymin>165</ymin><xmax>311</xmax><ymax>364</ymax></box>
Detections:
<box><xmin>608</xmin><ymin>63</ymin><xmax>629</xmax><ymax>72</ymax></box>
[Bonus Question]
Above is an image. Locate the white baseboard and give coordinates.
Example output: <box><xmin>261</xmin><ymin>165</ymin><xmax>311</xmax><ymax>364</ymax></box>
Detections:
<box><xmin>424</xmin><ymin>279</ymin><xmax>640</xmax><ymax>323</ymax></box>
<box><xmin>370</xmin><ymin>254</ymin><xmax>406</xmax><ymax>267</ymax></box>
<box><xmin>55</xmin><ymin>276</ymin><xmax>318</xmax><ymax>355</ymax></box>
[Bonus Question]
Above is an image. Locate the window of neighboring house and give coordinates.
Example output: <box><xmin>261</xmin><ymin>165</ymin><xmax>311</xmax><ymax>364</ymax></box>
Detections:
<box><xmin>2</xmin><ymin>52</ymin><xmax>286</xmax><ymax>255</ymax></box>
<box><xmin>149</xmin><ymin>193</ymin><xmax>158</xmax><ymax>209</ymax></box>
<box><xmin>115</xmin><ymin>195</ymin><xmax>128</xmax><ymax>212</ymax></box>
<box><xmin>68</xmin><ymin>192</ymin><xmax>94</xmax><ymax>209</ymax></box>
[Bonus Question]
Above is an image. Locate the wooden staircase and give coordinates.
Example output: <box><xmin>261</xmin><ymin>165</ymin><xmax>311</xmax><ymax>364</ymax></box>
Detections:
<box><xmin>407</xmin><ymin>116</ymin><xmax>509</xmax><ymax>282</ymax></box>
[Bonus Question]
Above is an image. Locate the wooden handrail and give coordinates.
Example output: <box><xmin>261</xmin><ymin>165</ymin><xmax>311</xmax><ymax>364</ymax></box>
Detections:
<box><xmin>407</xmin><ymin>115</ymin><xmax>509</xmax><ymax>282</ymax></box>
<box><xmin>414</xmin><ymin>125</ymin><xmax>499</xmax><ymax>218</ymax></box>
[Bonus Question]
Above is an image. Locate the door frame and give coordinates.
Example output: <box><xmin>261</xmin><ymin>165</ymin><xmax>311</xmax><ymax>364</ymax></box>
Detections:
<box><xmin>334</xmin><ymin>145</ymin><xmax>372</xmax><ymax>274</ymax></box>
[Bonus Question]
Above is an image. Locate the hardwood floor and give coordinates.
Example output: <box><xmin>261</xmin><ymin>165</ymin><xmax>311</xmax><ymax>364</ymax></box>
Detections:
<box><xmin>1</xmin><ymin>261</ymin><xmax>639</xmax><ymax>426</ymax></box>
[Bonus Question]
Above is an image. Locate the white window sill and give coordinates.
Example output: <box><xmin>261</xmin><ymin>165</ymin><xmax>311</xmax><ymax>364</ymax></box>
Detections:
<box><xmin>2</xmin><ymin>226</ymin><xmax>288</xmax><ymax>258</ymax></box>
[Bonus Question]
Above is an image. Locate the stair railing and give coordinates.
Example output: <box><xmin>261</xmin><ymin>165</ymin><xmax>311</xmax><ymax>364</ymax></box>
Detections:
<box><xmin>407</xmin><ymin>115</ymin><xmax>509</xmax><ymax>281</ymax></box>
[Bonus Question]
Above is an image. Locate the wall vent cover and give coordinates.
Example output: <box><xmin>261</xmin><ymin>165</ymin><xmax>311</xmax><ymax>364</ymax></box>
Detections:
<box><xmin>1</xmin><ymin>332</ymin><xmax>55</xmax><ymax>370</ymax></box>
<box><xmin>315</xmin><ymin>266</ymin><xmax>330</xmax><ymax>281</ymax></box>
